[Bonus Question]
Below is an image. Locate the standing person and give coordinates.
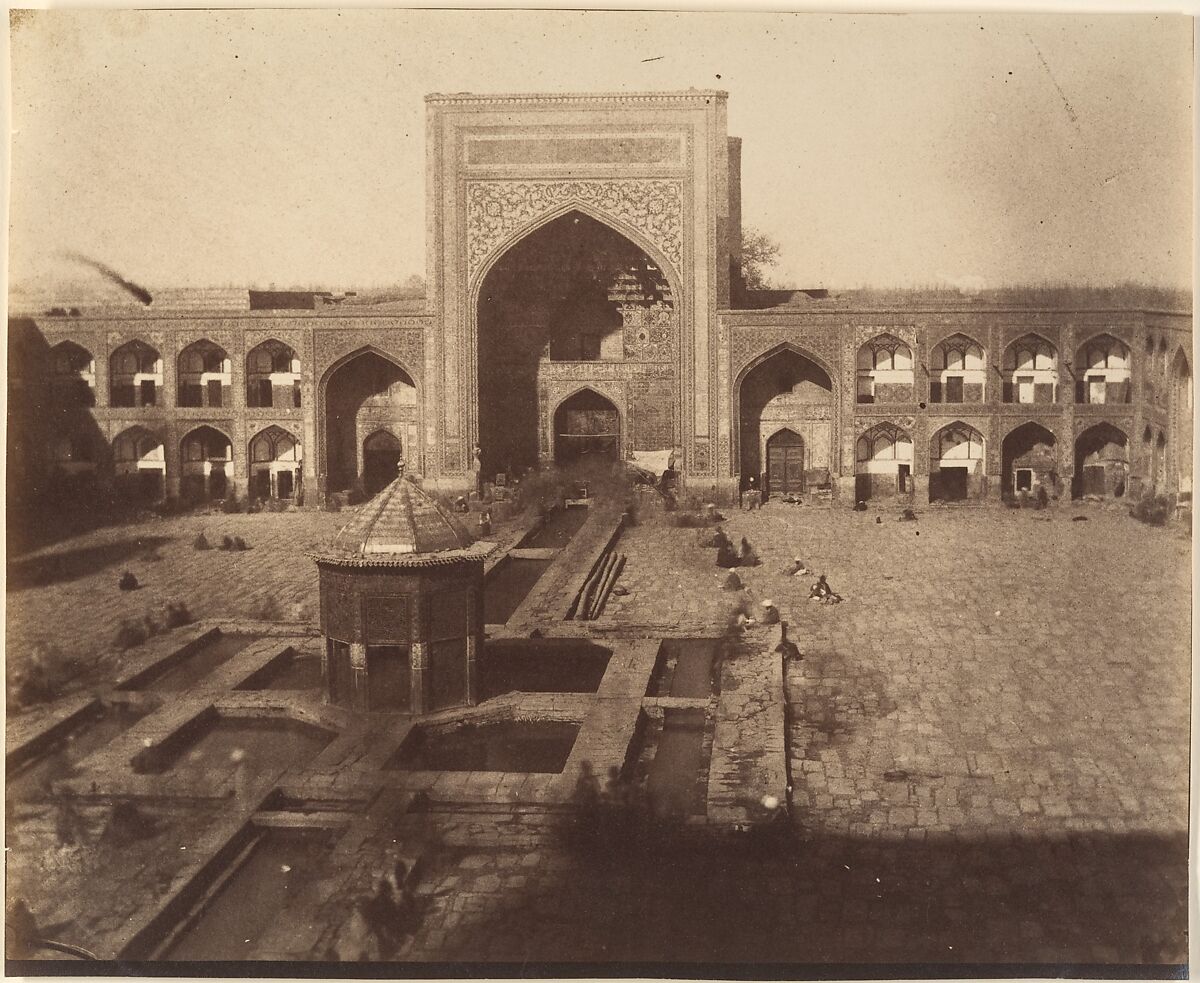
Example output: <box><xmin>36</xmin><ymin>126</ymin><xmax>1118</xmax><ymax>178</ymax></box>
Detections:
<box><xmin>471</xmin><ymin>444</ymin><xmax>483</xmax><ymax>498</ymax></box>
<box><xmin>745</xmin><ymin>475</ymin><xmax>761</xmax><ymax>510</ymax></box>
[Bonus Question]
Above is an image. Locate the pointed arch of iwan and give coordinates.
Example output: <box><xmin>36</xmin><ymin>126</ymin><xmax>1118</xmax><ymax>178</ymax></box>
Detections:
<box><xmin>464</xmin><ymin>202</ymin><xmax>686</xmax><ymax>475</ymax></box>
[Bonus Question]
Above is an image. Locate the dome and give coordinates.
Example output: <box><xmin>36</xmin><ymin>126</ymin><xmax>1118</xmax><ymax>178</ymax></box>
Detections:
<box><xmin>319</xmin><ymin>476</ymin><xmax>483</xmax><ymax>566</ymax></box>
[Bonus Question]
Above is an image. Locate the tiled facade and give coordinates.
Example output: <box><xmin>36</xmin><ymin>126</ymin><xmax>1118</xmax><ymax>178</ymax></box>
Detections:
<box><xmin>7</xmin><ymin>91</ymin><xmax>1192</xmax><ymax>507</ymax></box>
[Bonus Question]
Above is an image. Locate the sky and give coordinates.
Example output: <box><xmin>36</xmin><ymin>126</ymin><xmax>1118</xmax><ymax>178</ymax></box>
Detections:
<box><xmin>7</xmin><ymin>9</ymin><xmax>1194</xmax><ymax>292</ymax></box>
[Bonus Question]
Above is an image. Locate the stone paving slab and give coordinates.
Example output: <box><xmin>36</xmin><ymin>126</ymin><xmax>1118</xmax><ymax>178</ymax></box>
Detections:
<box><xmin>112</xmin><ymin>624</ymin><xmax>220</xmax><ymax>690</ymax></box>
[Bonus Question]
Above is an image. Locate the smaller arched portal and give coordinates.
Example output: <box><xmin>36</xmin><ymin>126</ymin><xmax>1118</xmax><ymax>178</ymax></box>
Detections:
<box><xmin>553</xmin><ymin>389</ymin><xmax>620</xmax><ymax>465</ymax></box>
<box><xmin>855</xmin><ymin>423</ymin><xmax>914</xmax><ymax>502</ymax></box>
<box><xmin>113</xmin><ymin>426</ymin><xmax>165</xmax><ymax>502</ymax></box>
<box><xmin>362</xmin><ymin>429</ymin><xmax>404</xmax><ymax>496</ymax></box>
<box><xmin>322</xmin><ymin>349</ymin><xmax>418</xmax><ymax>496</ymax></box>
<box><xmin>929</xmin><ymin>423</ymin><xmax>986</xmax><ymax>503</ymax></box>
<box><xmin>180</xmin><ymin>425</ymin><xmax>232</xmax><ymax>502</ymax></box>
<box><xmin>249</xmin><ymin>426</ymin><xmax>302</xmax><ymax>501</ymax></box>
<box><xmin>1001</xmin><ymin>422</ymin><xmax>1058</xmax><ymax>499</ymax></box>
<box><xmin>1073</xmin><ymin>423</ymin><xmax>1129</xmax><ymax>499</ymax></box>
<box><xmin>738</xmin><ymin>345</ymin><xmax>834</xmax><ymax>500</ymax></box>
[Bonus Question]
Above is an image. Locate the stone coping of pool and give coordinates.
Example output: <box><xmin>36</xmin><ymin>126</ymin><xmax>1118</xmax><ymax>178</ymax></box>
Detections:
<box><xmin>112</xmin><ymin>799</ymin><xmax>366</xmax><ymax>962</ymax></box>
<box><xmin>488</xmin><ymin>620</ymin><xmax>734</xmax><ymax>640</ymax></box>
<box><xmin>6</xmin><ymin>693</ymin><xmax>103</xmax><ymax>770</ymax></box>
<box><xmin>8</xmin><ymin>634</ymin><xmax>321</xmax><ymax>785</ymax></box>
<box><xmin>479</xmin><ymin>510</ymin><xmax>613</xmax><ymax>632</ymax></box>
<box><xmin>192</xmin><ymin>618</ymin><xmax>322</xmax><ymax>638</ymax></box>
<box><xmin>54</xmin><ymin>672</ymin><xmax>347</xmax><ymax>800</ymax></box>
<box><xmin>505</xmin><ymin>547</ymin><xmax>562</xmax><ymax>561</ymax></box>
<box><xmin>504</xmin><ymin>507</ymin><xmax>627</xmax><ymax>631</ymax></box>
<box><xmin>482</xmin><ymin>509</ymin><xmax>546</xmax><ymax>576</ymax></box>
<box><xmin>7</xmin><ymin>622</ymin><xmax>229</xmax><ymax>766</ymax></box>
<box><xmin>705</xmin><ymin>630</ymin><xmax>789</xmax><ymax>828</ymax></box>
<box><xmin>112</xmin><ymin>623</ymin><xmax>220</xmax><ymax>690</ymax></box>
<box><xmin>108</xmin><ymin>800</ymin><xmax>268</xmax><ymax>961</ymax></box>
<box><xmin>287</xmin><ymin>641</ymin><xmax>661</xmax><ymax>807</ymax></box>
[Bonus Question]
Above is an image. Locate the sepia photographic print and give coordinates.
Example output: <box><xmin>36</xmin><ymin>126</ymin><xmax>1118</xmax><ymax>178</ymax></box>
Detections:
<box><xmin>3</xmin><ymin>7</ymin><xmax>1194</xmax><ymax>977</ymax></box>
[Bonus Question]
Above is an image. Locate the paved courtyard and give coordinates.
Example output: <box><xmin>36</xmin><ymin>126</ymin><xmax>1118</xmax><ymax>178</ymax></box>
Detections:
<box><xmin>5</xmin><ymin>497</ymin><xmax>1191</xmax><ymax>965</ymax></box>
<box><xmin>6</xmin><ymin>507</ymin><xmax>530</xmax><ymax>712</ymax></box>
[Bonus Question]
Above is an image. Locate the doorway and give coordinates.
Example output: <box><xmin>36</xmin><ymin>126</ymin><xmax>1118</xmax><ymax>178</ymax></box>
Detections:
<box><xmin>932</xmin><ymin>467</ymin><xmax>968</xmax><ymax>502</ymax></box>
<box><xmin>362</xmin><ymin>430</ymin><xmax>404</xmax><ymax>496</ymax></box>
<box><xmin>553</xmin><ymin>389</ymin><xmax>620</xmax><ymax>465</ymax></box>
<box><xmin>766</xmin><ymin>429</ymin><xmax>805</xmax><ymax>497</ymax></box>
<box><xmin>367</xmin><ymin>645</ymin><xmax>411</xmax><ymax>711</ymax></box>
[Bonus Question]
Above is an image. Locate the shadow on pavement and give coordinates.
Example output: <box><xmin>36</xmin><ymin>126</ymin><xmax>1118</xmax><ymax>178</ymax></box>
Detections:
<box><xmin>440</xmin><ymin>822</ymin><xmax>1188</xmax><ymax>967</ymax></box>
<box><xmin>7</xmin><ymin>536</ymin><xmax>174</xmax><ymax>592</ymax></box>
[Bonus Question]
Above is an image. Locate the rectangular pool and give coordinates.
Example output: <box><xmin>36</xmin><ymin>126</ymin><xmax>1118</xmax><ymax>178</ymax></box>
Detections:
<box><xmin>386</xmin><ymin>720</ymin><xmax>580</xmax><ymax>774</ymax></box>
<box><xmin>483</xmin><ymin>557</ymin><xmax>553</xmax><ymax>625</ymax></box>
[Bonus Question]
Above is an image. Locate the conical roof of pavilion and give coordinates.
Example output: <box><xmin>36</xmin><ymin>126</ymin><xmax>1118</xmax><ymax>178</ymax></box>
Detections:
<box><xmin>313</xmin><ymin>476</ymin><xmax>489</xmax><ymax>568</ymax></box>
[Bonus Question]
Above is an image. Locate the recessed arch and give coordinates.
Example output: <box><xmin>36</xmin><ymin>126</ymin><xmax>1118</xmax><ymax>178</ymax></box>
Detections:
<box><xmin>928</xmin><ymin>421</ymin><xmax>986</xmax><ymax>503</ymax></box>
<box><xmin>1001</xmin><ymin>421</ymin><xmax>1058</xmax><ymax>499</ymax></box>
<box><xmin>855</xmin><ymin>334</ymin><xmax>914</xmax><ymax>404</ymax></box>
<box><xmin>247</xmin><ymin>338</ymin><xmax>301</xmax><ymax>408</ymax></box>
<box><xmin>180</xmin><ymin>425</ymin><xmax>233</xmax><ymax>501</ymax></box>
<box><xmin>49</xmin><ymin>340</ymin><xmax>97</xmax><ymax>407</ymax></box>
<box><xmin>178</xmin><ymin>339</ymin><xmax>231</xmax><ymax>408</ymax></box>
<box><xmin>1168</xmin><ymin>347</ymin><xmax>1193</xmax><ymax>498</ymax></box>
<box><xmin>113</xmin><ymin>425</ymin><xmax>165</xmax><ymax>502</ymax></box>
<box><xmin>109</xmin><ymin>339</ymin><xmax>162</xmax><ymax>407</ymax></box>
<box><xmin>734</xmin><ymin>340</ymin><xmax>837</xmax><ymax>393</ymax></box>
<box><xmin>930</xmin><ymin>333</ymin><xmax>986</xmax><ymax>404</ymax></box>
<box><xmin>1002</xmin><ymin>333</ymin><xmax>1059</xmax><ymax>404</ymax></box>
<box><xmin>318</xmin><ymin>346</ymin><xmax>420</xmax><ymax>497</ymax></box>
<box><xmin>473</xmin><ymin>209</ymin><xmax>674</xmax><ymax>478</ymax></box>
<box><xmin>1073</xmin><ymin>422</ymin><xmax>1129</xmax><ymax>499</ymax></box>
<box><xmin>854</xmin><ymin>422</ymin><xmax>914</xmax><ymax>501</ymax></box>
<box><xmin>1074</xmin><ymin>333</ymin><xmax>1131</xmax><ymax>405</ymax></box>
<box><xmin>553</xmin><ymin>386</ymin><xmax>622</xmax><ymax>466</ymax></box>
<box><xmin>736</xmin><ymin>342</ymin><xmax>835</xmax><ymax>499</ymax></box>
<box><xmin>249</xmin><ymin>424</ymin><xmax>303</xmax><ymax>501</ymax></box>
<box><xmin>470</xmin><ymin>199</ymin><xmax>683</xmax><ymax>301</ymax></box>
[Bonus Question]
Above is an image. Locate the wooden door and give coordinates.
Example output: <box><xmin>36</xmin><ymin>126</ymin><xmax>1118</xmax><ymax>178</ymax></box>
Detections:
<box><xmin>767</xmin><ymin>430</ymin><xmax>805</xmax><ymax>496</ymax></box>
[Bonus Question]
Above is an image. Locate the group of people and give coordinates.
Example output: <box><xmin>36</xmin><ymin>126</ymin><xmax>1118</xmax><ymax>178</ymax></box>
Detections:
<box><xmin>570</xmin><ymin>761</ymin><xmax>654</xmax><ymax>851</ymax></box>
<box><xmin>712</xmin><ymin>527</ymin><xmax>759</xmax><ymax>568</ymax></box>
<box><xmin>327</xmin><ymin>859</ymin><xmax>419</xmax><ymax>961</ymax></box>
